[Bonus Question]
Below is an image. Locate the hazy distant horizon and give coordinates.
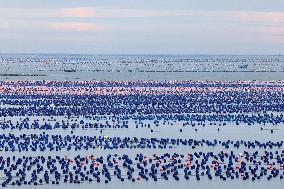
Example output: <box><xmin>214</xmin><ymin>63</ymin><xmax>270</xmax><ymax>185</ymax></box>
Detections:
<box><xmin>0</xmin><ymin>53</ymin><xmax>283</xmax><ymax>56</ymax></box>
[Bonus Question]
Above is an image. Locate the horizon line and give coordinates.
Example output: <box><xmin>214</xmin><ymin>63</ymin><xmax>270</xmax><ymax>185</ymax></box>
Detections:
<box><xmin>0</xmin><ymin>52</ymin><xmax>283</xmax><ymax>56</ymax></box>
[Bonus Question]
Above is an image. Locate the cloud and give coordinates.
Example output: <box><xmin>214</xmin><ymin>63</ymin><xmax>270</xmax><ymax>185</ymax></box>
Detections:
<box><xmin>48</xmin><ymin>22</ymin><xmax>98</xmax><ymax>31</ymax></box>
<box><xmin>58</xmin><ymin>7</ymin><xmax>95</xmax><ymax>18</ymax></box>
<box><xmin>0</xmin><ymin>19</ymin><xmax>47</xmax><ymax>31</ymax></box>
<box><xmin>58</xmin><ymin>7</ymin><xmax>178</xmax><ymax>18</ymax></box>
<box><xmin>233</xmin><ymin>11</ymin><xmax>284</xmax><ymax>23</ymax></box>
<box><xmin>0</xmin><ymin>7</ymin><xmax>284</xmax><ymax>24</ymax></box>
<box><xmin>0</xmin><ymin>8</ymin><xmax>57</xmax><ymax>18</ymax></box>
<box><xmin>57</xmin><ymin>7</ymin><xmax>284</xmax><ymax>25</ymax></box>
<box><xmin>1</xmin><ymin>7</ymin><xmax>284</xmax><ymax>47</ymax></box>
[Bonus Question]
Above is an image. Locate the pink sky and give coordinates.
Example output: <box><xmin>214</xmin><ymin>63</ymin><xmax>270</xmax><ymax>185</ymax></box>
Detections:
<box><xmin>0</xmin><ymin>2</ymin><xmax>283</xmax><ymax>54</ymax></box>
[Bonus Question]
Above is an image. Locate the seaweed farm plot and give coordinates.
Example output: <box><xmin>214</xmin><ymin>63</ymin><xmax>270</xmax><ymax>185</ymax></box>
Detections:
<box><xmin>0</xmin><ymin>80</ymin><xmax>284</xmax><ymax>189</ymax></box>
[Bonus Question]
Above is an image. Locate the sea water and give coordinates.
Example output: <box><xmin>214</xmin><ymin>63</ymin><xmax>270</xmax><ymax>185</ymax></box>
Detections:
<box><xmin>0</xmin><ymin>54</ymin><xmax>283</xmax><ymax>189</ymax></box>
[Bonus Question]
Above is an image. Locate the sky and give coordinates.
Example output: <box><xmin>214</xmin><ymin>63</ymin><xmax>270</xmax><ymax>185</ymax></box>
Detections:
<box><xmin>0</xmin><ymin>0</ymin><xmax>283</xmax><ymax>54</ymax></box>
